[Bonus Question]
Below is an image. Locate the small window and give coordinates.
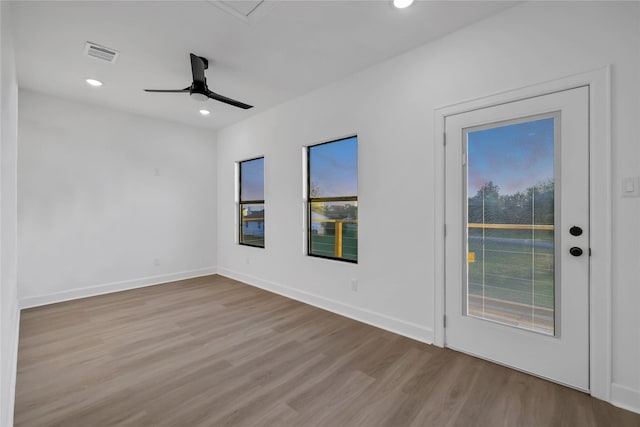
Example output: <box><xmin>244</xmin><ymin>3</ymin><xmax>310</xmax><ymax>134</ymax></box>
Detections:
<box><xmin>307</xmin><ymin>136</ymin><xmax>358</xmax><ymax>262</ymax></box>
<box><xmin>239</xmin><ymin>157</ymin><xmax>264</xmax><ymax>248</ymax></box>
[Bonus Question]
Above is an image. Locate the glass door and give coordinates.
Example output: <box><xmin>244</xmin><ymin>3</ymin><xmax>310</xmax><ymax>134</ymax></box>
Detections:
<box><xmin>444</xmin><ymin>87</ymin><xmax>590</xmax><ymax>391</ymax></box>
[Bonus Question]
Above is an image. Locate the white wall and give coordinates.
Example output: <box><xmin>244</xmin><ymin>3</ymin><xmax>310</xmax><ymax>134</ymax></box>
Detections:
<box><xmin>18</xmin><ymin>91</ymin><xmax>218</xmax><ymax>306</ymax></box>
<box><xmin>216</xmin><ymin>1</ymin><xmax>640</xmax><ymax>411</ymax></box>
<box><xmin>0</xmin><ymin>2</ymin><xmax>19</xmax><ymax>426</ymax></box>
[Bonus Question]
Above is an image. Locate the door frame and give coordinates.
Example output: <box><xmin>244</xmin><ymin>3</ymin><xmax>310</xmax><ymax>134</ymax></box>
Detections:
<box><xmin>433</xmin><ymin>67</ymin><xmax>612</xmax><ymax>401</ymax></box>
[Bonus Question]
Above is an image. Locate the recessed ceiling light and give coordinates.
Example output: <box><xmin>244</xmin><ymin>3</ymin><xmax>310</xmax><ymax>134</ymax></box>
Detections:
<box><xmin>393</xmin><ymin>0</ymin><xmax>414</xmax><ymax>8</ymax></box>
<box><xmin>199</xmin><ymin>109</ymin><xmax>211</xmax><ymax>116</ymax></box>
<box><xmin>85</xmin><ymin>78</ymin><xmax>103</xmax><ymax>87</ymax></box>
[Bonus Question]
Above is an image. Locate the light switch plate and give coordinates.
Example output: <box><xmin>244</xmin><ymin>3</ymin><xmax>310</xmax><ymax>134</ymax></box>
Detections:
<box><xmin>621</xmin><ymin>176</ymin><xmax>640</xmax><ymax>197</ymax></box>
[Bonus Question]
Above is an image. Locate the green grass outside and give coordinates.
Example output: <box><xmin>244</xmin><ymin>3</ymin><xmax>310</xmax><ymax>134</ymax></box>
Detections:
<box><xmin>468</xmin><ymin>228</ymin><xmax>554</xmax><ymax>309</ymax></box>
<box><xmin>310</xmin><ymin>224</ymin><xmax>357</xmax><ymax>261</ymax></box>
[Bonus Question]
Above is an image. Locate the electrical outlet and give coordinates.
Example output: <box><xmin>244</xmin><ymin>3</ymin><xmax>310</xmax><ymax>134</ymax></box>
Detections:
<box><xmin>351</xmin><ymin>279</ymin><xmax>358</xmax><ymax>292</ymax></box>
<box><xmin>246</xmin><ymin>256</ymin><xmax>250</xmax><ymax>265</ymax></box>
<box><xmin>154</xmin><ymin>258</ymin><xmax>160</xmax><ymax>266</ymax></box>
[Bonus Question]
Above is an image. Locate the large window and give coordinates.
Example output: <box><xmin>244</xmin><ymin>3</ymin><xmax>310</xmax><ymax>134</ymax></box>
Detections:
<box><xmin>307</xmin><ymin>136</ymin><xmax>358</xmax><ymax>262</ymax></box>
<box><xmin>239</xmin><ymin>157</ymin><xmax>264</xmax><ymax>248</ymax></box>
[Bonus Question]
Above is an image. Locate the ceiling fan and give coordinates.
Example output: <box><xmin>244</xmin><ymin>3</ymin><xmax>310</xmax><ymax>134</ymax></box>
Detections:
<box><xmin>144</xmin><ymin>53</ymin><xmax>253</xmax><ymax>110</ymax></box>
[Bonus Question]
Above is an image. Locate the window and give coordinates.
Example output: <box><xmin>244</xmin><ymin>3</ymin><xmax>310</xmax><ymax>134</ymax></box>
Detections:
<box><xmin>307</xmin><ymin>136</ymin><xmax>358</xmax><ymax>262</ymax></box>
<box><xmin>239</xmin><ymin>157</ymin><xmax>264</xmax><ymax>248</ymax></box>
<box><xmin>466</xmin><ymin>116</ymin><xmax>556</xmax><ymax>334</ymax></box>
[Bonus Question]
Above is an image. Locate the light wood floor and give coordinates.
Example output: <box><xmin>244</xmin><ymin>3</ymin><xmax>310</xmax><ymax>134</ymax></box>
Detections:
<box><xmin>14</xmin><ymin>275</ymin><xmax>640</xmax><ymax>426</ymax></box>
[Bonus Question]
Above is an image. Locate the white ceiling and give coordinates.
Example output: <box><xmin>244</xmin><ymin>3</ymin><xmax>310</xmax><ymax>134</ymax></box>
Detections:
<box><xmin>10</xmin><ymin>1</ymin><xmax>517</xmax><ymax>131</ymax></box>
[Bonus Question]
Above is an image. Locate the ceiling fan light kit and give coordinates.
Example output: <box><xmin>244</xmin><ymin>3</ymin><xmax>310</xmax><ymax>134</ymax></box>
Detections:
<box><xmin>144</xmin><ymin>53</ymin><xmax>253</xmax><ymax>110</ymax></box>
<box><xmin>191</xmin><ymin>93</ymin><xmax>209</xmax><ymax>102</ymax></box>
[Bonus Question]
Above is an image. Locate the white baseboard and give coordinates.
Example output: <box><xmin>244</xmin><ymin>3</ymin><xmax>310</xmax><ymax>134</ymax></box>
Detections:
<box><xmin>217</xmin><ymin>267</ymin><xmax>434</xmax><ymax>344</ymax></box>
<box><xmin>2</xmin><ymin>304</ymin><xmax>20</xmax><ymax>427</ymax></box>
<box><xmin>19</xmin><ymin>267</ymin><xmax>218</xmax><ymax>309</ymax></box>
<box><xmin>611</xmin><ymin>383</ymin><xmax>640</xmax><ymax>414</ymax></box>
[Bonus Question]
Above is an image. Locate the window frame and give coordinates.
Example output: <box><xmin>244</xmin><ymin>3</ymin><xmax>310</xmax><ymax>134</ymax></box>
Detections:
<box><xmin>306</xmin><ymin>135</ymin><xmax>358</xmax><ymax>263</ymax></box>
<box><xmin>238</xmin><ymin>156</ymin><xmax>265</xmax><ymax>248</ymax></box>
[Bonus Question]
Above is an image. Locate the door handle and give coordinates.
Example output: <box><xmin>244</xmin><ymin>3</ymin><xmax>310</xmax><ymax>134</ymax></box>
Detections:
<box><xmin>570</xmin><ymin>226</ymin><xmax>583</xmax><ymax>236</ymax></box>
<box><xmin>569</xmin><ymin>247</ymin><xmax>583</xmax><ymax>257</ymax></box>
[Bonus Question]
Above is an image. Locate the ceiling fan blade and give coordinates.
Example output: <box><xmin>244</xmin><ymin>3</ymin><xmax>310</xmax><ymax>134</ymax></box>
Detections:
<box><xmin>206</xmin><ymin>90</ymin><xmax>253</xmax><ymax>110</ymax></box>
<box><xmin>190</xmin><ymin>53</ymin><xmax>206</xmax><ymax>85</ymax></box>
<box><xmin>144</xmin><ymin>88</ymin><xmax>190</xmax><ymax>93</ymax></box>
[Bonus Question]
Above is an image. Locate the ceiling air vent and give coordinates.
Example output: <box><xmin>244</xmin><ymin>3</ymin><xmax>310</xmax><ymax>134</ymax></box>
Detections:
<box><xmin>84</xmin><ymin>42</ymin><xmax>119</xmax><ymax>63</ymax></box>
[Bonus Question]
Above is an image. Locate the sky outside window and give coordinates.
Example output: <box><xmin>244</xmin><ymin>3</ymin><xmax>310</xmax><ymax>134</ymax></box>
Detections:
<box><xmin>309</xmin><ymin>136</ymin><xmax>357</xmax><ymax>198</ymax></box>
<box><xmin>240</xmin><ymin>157</ymin><xmax>264</xmax><ymax>201</ymax></box>
<box><xmin>468</xmin><ymin>117</ymin><xmax>554</xmax><ymax>195</ymax></box>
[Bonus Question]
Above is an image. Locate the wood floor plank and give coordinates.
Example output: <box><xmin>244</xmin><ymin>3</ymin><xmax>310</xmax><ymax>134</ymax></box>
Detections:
<box><xmin>14</xmin><ymin>274</ymin><xmax>640</xmax><ymax>426</ymax></box>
